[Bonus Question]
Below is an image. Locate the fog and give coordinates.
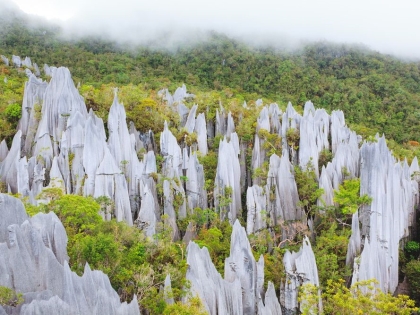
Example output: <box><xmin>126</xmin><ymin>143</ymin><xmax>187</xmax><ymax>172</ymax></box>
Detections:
<box><xmin>8</xmin><ymin>0</ymin><xmax>420</xmax><ymax>59</ymax></box>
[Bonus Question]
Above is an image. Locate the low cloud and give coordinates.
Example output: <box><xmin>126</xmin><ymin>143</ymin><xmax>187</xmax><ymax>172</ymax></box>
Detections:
<box><xmin>9</xmin><ymin>0</ymin><xmax>420</xmax><ymax>59</ymax></box>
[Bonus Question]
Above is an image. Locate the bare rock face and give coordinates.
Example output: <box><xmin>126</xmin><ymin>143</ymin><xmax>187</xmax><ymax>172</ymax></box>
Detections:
<box><xmin>195</xmin><ymin>113</ymin><xmax>208</xmax><ymax>155</ymax></box>
<box><xmin>0</xmin><ymin>194</ymin><xmax>140</xmax><ymax>315</ymax></box>
<box><xmin>19</xmin><ymin>74</ymin><xmax>48</xmax><ymax>155</ymax></box>
<box><xmin>186</xmin><ymin>152</ymin><xmax>207</xmax><ymax>211</ymax></box>
<box><xmin>12</xmin><ymin>55</ymin><xmax>21</xmax><ymax>67</ymax></box>
<box><xmin>214</xmin><ymin>136</ymin><xmax>241</xmax><ymax>223</ymax></box>
<box><xmin>0</xmin><ymin>194</ymin><xmax>28</xmax><ymax>243</ymax></box>
<box><xmin>0</xmin><ymin>130</ymin><xmax>22</xmax><ymax>194</ymax></box>
<box><xmin>281</xmin><ymin>237</ymin><xmax>321</xmax><ymax>314</ymax></box>
<box><xmin>0</xmin><ymin>140</ymin><xmax>8</xmax><ymax>162</ymax></box>
<box><xmin>246</xmin><ymin>185</ymin><xmax>267</xmax><ymax>235</ymax></box>
<box><xmin>267</xmin><ymin>154</ymin><xmax>302</xmax><ymax>223</ymax></box>
<box><xmin>225</xmin><ymin>221</ymin><xmax>258</xmax><ymax>315</ymax></box>
<box><xmin>352</xmin><ymin>136</ymin><xmax>418</xmax><ymax>293</ymax></box>
<box><xmin>186</xmin><ymin>220</ymin><xmax>283</xmax><ymax>315</ymax></box>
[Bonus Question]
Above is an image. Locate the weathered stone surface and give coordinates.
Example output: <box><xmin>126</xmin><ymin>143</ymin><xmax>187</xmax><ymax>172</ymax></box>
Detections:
<box><xmin>268</xmin><ymin>154</ymin><xmax>302</xmax><ymax>223</ymax></box>
<box><xmin>258</xmin><ymin>282</ymin><xmax>282</xmax><ymax>315</ymax></box>
<box><xmin>12</xmin><ymin>55</ymin><xmax>21</xmax><ymax>67</ymax></box>
<box><xmin>186</xmin><ymin>152</ymin><xmax>207</xmax><ymax>211</ymax></box>
<box><xmin>282</xmin><ymin>237</ymin><xmax>321</xmax><ymax>313</ymax></box>
<box><xmin>0</xmin><ymin>196</ymin><xmax>140</xmax><ymax>315</ymax></box>
<box><xmin>0</xmin><ymin>140</ymin><xmax>8</xmax><ymax>162</ymax></box>
<box><xmin>163</xmin><ymin>274</ymin><xmax>174</xmax><ymax>305</ymax></box>
<box><xmin>19</xmin><ymin>74</ymin><xmax>47</xmax><ymax>155</ymax></box>
<box><xmin>0</xmin><ymin>194</ymin><xmax>28</xmax><ymax>243</ymax></box>
<box><xmin>214</xmin><ymin>136</ymin><xmax>241</xmax><ymax>223</ymax></box>
<box><xmin>0</xmin><ymin>130</ymin><xmax>22</xmax><ymax>193</ymax></box>
<box><xmin>135</xmin><ymin>184</ymin><xmax>157</xmax><ymax>237</ymax></box>
<box><xmin>186</xmin><ymin>242</ymin><xmax>243</xmax><ymax>315</ymax></box>
<box><xmin>194</xmin><ymin>113</ymin><xmax>208</xmax><ymax>155</ymax></box>
<box><xmin>225</xmin><ymin>220</ymin><xmax>258</xmax><ymax>315</ymax></box>
<box><xmin>184</xmin><ymin>104</ymin><xmax>198</xmax><ymax>133</ymax></box>
<box><xmin>352</xmin><ymin>136</ymin><xmax>418</xmax><ymax>293</ymax></box>
<box><xmin>246</xmin><ymin>185</ymin><xmax>267</xmax><ymax>235</ymax></box>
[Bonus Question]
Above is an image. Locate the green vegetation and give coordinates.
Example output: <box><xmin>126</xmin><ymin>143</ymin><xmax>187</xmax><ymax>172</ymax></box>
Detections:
<box><xmin>334</xmin><ymin>178</ymin><xmax>372</xmax><ymax>216</ymax></box>
<box><xmin>2</xmin><ymin>5</ymin><xmax>420</xmax><ymax>312</ymax></box>
<box><xmin>405</xmin><ymin>260</ymin><xmax>420</xmax><ymax>305</ymax></box>
<box><xmin>295</xmin><ymin>162</ymin><xmax>324</xmax><ymax>218</ymax></box>
<box><xmin>0</xmin><ymin>286</ymin><xmax>23</xmax><ymax>307</ymax></box>
<box><xmin>300</xmin><ymin>279</ymin><xmax>418</xmax><ymax>315</ymax></box>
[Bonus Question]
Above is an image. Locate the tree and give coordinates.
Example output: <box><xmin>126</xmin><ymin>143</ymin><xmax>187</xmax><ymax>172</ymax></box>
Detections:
<box><xmin>295</xmin><ymin>162</ymin><xmax>324</xmax><ymax>219</ymax></box>
<box><xmin>300</xmin><ymin>279</ymin><xmax>418</xmax><ymax>315</ymax></box>
<box><xmin>334</xmin><ymin>178</ymin><xmax>371</xmax><ymax>216</ymax></box>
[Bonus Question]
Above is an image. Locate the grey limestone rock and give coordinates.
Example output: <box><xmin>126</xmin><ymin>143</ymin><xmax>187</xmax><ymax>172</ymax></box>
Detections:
<box><xmin>352</xmin><ymin>136</ymin><xmax>418</xmax><ymax>293</ymax></box>
<box><xmin>22</xmin><ymin>57</ymin><xmax>32</xmax><ymax>68</ymax></box>
<box><xmin>346</xmin><ymin>211</ymin><xmax>361</xmax><ymax>268</ymax></box>
<box><xmin>226</xmin><ymin>111</ymin><xmax>235</xmax><ymax>139</ymax></box>
<box><xmin>163</xmin><ymin>274</ymin><xmax>174</xmax><ymax>305</ymax></box>
<box><xmin>1</xmin><ymin>55</ymin><xmax>9</xmax><ymax>66</ymax></box>
<box><xmin>225</xmin><ymin>220</ymin><xmax>258</xmax><ymax>315</ymax></box>
<box><xmin>12</xmin><ymin>55</ymin><xmax>21</xmax><ymax>67</ymax></box>
<box><xmin>160</xmin><ymin>121</ymin><xmax>183</xmax><ymax>178</ymax></box>
<box><xmin>246</xmin><ymin>185</ymin><xmax>267</xmax><ymax>235</ymax></box>
<box><xmin>0</xmin><ymin>194</ymin><xmax>28</xmax><ymax>243</ymax></box>
<box><xmin>163</xmin><ymin>180</ymin><xmax>180</xmax><ymax>240</ymax></box>
<box><xmin>33</xmin><ymin>63</ymin><xmax>41</xmax><ymax>77</ymax></box>
<box><xmin>107</xmin><ymin>92</ymin><xmax>133</xmax><ymax>175</ymax></box>
<box><xmin>135</xmin><ymin>184</ymin><xmax>157</xmax><ymax>237</ymax></box>
<box><xmin>186</xmin><ymin>241</ymin><xmax>243</xmax><ymax>315</ymax></box>
<box><xmin>186</xmin><ymin>152</ymin><xmax>207</xmax><ymax>211</ymax></box>
<box><xmin>214</xmin><ymin>135</ymin><xmax>241</xmax><ymax>223</ymax></box>
<box><xmin>43</xmin><ymin>64</ymin><xmax>52</xmax><ymax>77</ymax></box>
<box><xmin>194</xmin><ymin>113</ymin><xmax>208</xmax><ymax>155</ymax></box>
<box><xmin>258</xmin><ymin>282</ymin><xmax>282</xmax><ymax>315</ymax></box>
<box><xmin>41</xmin><ymin>67</ymin><xmax>87</xmax><ymax>148</ymax></box>
<box><xmin>184</xmin><ymin>104</ymin><xmax>198</xmax><ymax>133</ymax></box>
<box><xmin>94</xmin><ymin>147</ymin><xmax>133</xmax><ymax>225</ymax></box>
<box><xmin>215</xmin><ymin>107</ymin><xmax>227</xmax><ymax>136</ymax></box>
<box><xmin>0</xmin><ymin>130</ymin><xmax>22</xmax><ymax>194</ymax></box>
<box><xmin>19</xmin><ymin>74</ymin><xmax>48</xmax><ymax>155</ymax></box>
<box><xmin>0</xmin><ymin>140</ymin><xmax>9</xmax><ymax>162</ymax></box>
<box><xmin>282</xmin><ymin>237</ymin><xmax>321</xmax><ymax>313</ymax></box>
<box><xmin>0</xmin><ymin>196</ymin><xmax>140</xmax><ymax>315</ymax></box>
<box><xmin>268</xmin><ymin>154</ymin><xmax>302</xmax><ymax>223</ymax></box>
<box><xmin>317</xmin><ymin>165</ymin><xmax>334</xmax><ymax>208</ymax></box>
<box><xmin>187</xmin><ymin>220</ymin><xmax>282</xmax><ymax>315</ymax></box>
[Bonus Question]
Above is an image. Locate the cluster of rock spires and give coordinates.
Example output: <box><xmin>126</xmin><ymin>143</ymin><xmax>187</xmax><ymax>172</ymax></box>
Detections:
<box><xmin>0</xmin><ymin>193</ymin><xmax>139</xmax><ymax>315</ymax></box>
<box><xmin>0</xmin><ymin>58</ymin><xmax>418</xmax><ymax>314</ymax></box>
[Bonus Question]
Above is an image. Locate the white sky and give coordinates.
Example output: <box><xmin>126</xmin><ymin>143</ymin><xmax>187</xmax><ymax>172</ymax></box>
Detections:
<box><xmin>9</xmin><ymin>0</ymin><xmax>420</xmax><ymax>59</ymax></box>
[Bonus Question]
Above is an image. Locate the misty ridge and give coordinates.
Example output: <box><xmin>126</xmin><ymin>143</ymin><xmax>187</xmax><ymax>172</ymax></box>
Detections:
<box><xmin>1</xmin><ymin>0</ymin><xmax>419</xmax><ymax>61</ymax></box>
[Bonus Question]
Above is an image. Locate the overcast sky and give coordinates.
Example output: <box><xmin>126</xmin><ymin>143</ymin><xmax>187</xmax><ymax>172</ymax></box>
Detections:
<box><xmin>9</xmin><ymin>0</ymin><xmax>420</xmax><ymax>59</ymax></box>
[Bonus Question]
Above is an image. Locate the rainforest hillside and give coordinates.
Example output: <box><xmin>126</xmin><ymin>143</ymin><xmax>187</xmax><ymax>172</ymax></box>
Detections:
<box><xmin>1</xmin><ymin>3</ymin><xmax>420</xmax><ymax>148</ymax></box>
<box><xmin>1</xmin><ymin>4</ymin><xmax>420</xmax><ymax>315</ymax></box>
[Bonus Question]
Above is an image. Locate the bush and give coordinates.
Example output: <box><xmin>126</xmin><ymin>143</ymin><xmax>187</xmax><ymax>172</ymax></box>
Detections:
<box><xmin>405</xmin><ymin>259</ymin><xmax>420</xmax><ymax>304</ymax></box>
<box><xmin>0</xmin><ymin>286</ymin><xmax>23</xmax><ymax>307</ymax></box>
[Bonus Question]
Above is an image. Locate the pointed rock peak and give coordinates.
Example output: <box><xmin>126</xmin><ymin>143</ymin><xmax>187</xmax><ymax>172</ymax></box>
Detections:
<box><xmin>84</xmin><ymin>262</ymin><xmax>93</xmax><ymax>274</ymax></box>
<box><xmin>303</xmin><ymin>101</ymin><xmax>315</xmax><ymax>117</ymax></box>
<box><xmin>164</xmin><ymin>120</ymin><xmax>168</xmax><ymax>130</ymax></box>
<box><xmin>97</xmin><ymin>147</ymin><xmax>121</xmax><ymax>175</ymax></box>
<box><xmin>233</xmin><ymin>219</ymin><xmax>242</xmax><ymax>230</ymax></box>
<box><xmin>410</xmin><ymin>156</ymin><xmax>419</xmax><ymax>173</ymax></box>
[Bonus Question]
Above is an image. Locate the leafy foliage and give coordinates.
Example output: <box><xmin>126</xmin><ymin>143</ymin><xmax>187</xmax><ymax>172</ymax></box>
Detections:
<box><xmin>405</xmin><ymin>260</ymin><xmax>420</xmax><ymax>305</ymax></box>
<box><xmin>294</xmin><ymin>162</ymin><xmax>323</xmax><ymax>218</ymax></box>
<box><xmin>334</xmin><ymin>178</ymin><xmax>372</xmax><ymax>215</ymax></box>
<box><xmin>0</xmin><ymin>286</ymin><xmax>23</xmax><ymax>307</ymax></box>
<box><xmin>300</xmin><ymin>279</ymin><xmax>418</xmax><ymax>315</ymax></box>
